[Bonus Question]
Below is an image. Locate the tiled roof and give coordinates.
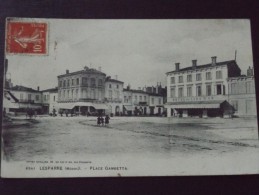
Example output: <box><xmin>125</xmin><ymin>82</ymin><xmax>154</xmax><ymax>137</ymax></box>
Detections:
<box><xmin>41</xmin><ymin>87</ymin><xmax>58</xmax><ymax>93</ymax></box>
<box><xmin>10</xmin><ymin>85</ymin><xmax>39</xmax><ymax>92</ymax></box>
<box><xmin>106</xmin><ymin>78</ymin><xmax>124</xmax><ymax>84</ymax></box>
<box><xmin>166</xmin><ymin>60</ymin><xmax>235</xmax><ymax>74</ymax></box>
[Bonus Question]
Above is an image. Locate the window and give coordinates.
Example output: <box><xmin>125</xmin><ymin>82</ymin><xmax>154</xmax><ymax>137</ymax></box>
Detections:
<box><xmin>75</xmin><ymin>89</ymin><xmax>78</xmax><ymax>99</ymax></box>
<box><xmin>36</xmin><ymin>95</ymin><xmax>39</xmax><ymax>101</ymax></box>
<box><xmin>53</xmin><ymin>96</ymin><xmax>55</xmax><ymax>101</ymax></box>
<box><xmin>178</xmin><ymin>87</ymin><xmax>183</xmax><ymax>97</ymax></box>
<box><xmin>159</xmin><ymin>98</ymin><xmax>161</xmax><ymax>105</ymax></box>
<box><xmin>117</xmin><ymin>84</ymin><xmax>119</xmax><ymax>89</ymax></box>
<box><xmin>63</xmin><ymin>80</ymin><xmax>66</xmax><ymax>87</ymax></box>
<box><xmin>206</xmin><ymin>72</ymin><xmax>212</xmax><ymax>80</ymax></box>
<box><xmin>171</xmin><ymin>77</ymin><xmax>175</xmax><ymax>84</ymax></box>
<box><xmin>109</xmin><ymin>84</ymin><xmax>112</xmax><ymax>88</ymax></box>
<box><xmin>44</xmin><ymin>94</ymin><xmax>46</xmax><ymax>101</ymax></box>
<box><xmin>135</xmin><ymin>95</ymin><xmax>137</xmax><ymax>101</ymax></box>
<box><xmin>170</xmin><ymin>87</ymin><xmax>175</xmax><ymax>97</ymax></box>
<box><xmin>187</xmin><ymin>74</ymin><xmax>192</xmax><ymax>82</ymax></box>
<box><xmin>67</xmin><ymin>79</ymin><xmax>70</xmax><ymax>87</ymax></box>
<box><xmin>179</xmin><ymin>76</ymin><xmax>183</xmax><ymax>83</ymax></box>
<box><xmin>59</xmin><ymin>81</ymin><xmax>62</xmax><ymax>87</ymax></box>
<box><xmin>76</xmin><ymin>78</ymin><xmax>79</xmax><ymax>85</ymax></box>
<box><xmin>67</xmin><ymin>90</ymin><xmax>70</xmax><ymax>98</ymax></box>
<box><xmin>206</xmin><ymin>85</ymin><xmax>212</xmax><ymax>96</ymax></box>
<box><xmin>72</xmin><ymin>79</ymin><xmax>74</xmax><ymax>86</ymax></box>
<box><xmin>109</xmin><ymin>90</ymin><xmax>112</xmax><ymax>99</ymax></box>
<box><xmin>231</xmin><ymin>83</ymin><xmax>237</xmax><ymax>94</ymax></box>
<box><xmin>71</xmin><ymin>89</ymin><xmax>74</xmax><ymax>99</ymax></box>
<box><xmin>63</xmin><ymin>90</ymin><xmax>65</xmax><ymax>98</ymax></box>
<box><xmin>47</xmin><ymin>95</ymin><xmax>49</xmax><ymax>101</ymax></box>
<box><xmin>151</xmin><ymin>98</ymin><xmax>154</xmax><ymax>104</ymax></box>
<box><xmin>116</xmin><ymin>91</ymin><xmax>119</xmax><ymax>99</ymax></box>
<box><xmin>82</xmin><ymin>77</ymin><xmax>88</xmax><ymax>86</ymax></box>
<box><xmin>28</xmin><ymin>94</ymin><xmax>32</xmax><ymax>100</ymax></box>
<box><xmin>216</xmin><ymin>70</ymin><xmax>222</xmax><ymax>79</ymax></box>
<box><xmin>90</xmin><ymin>78</ymin><xmax>96</xmax><ymax>87</ymax></box>
<box><xmin>98</xmin><ymin>79</ymin><xmax>102</xmax><ymax>86</ymax></box>
<box><xmin>196</xmin><ymin>73</ymin><xmax>201</xmax><ymax>81</ymax></box>
<box><xmin>124</xmin><ymin>96</ymin><xmax>127</xmax><ymax>103</ymax></box>
<box><xmin>187</xmin><ymin>86</ymin><xmax>192</xmax><ymax>97</ymax></box>
<box><xmin>231</xmin><ymin>100</ymin><xmax>238</xmax><ymax>111</ymax></box>
<box><xmin>139</xmin><ymin>96</ymin><xmax>142</xmax><ymax>101</ymax></box>
<box><xmin>196</xmin><ymin>86</ymin><xmax>202</xmax><ymax>96</ymax></box>
<box><xmin>246</xmin><ymin>81</ymin><xmax>252</xmax><ymax>94</ymax></box>
<box><xmin>20</xmin><ymin>93</ymin><xmax>23</xmax><ymax>100</ymax></box>
<box><xmin>129</xmin><ymin>96</ymin><xmax>131</xmax><ymax>102</ymax></box>
<box><xmin>216</xmin><ymin>84</ymin><xmax>222</xmax><ymax>95</ymax></box>
<box><xmin>144</xmin><ymin>96</ymin><xmax>146</xmax><ymax>101</ymax></box>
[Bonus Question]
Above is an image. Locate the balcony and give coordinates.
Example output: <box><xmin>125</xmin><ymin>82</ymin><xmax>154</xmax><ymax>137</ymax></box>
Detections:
<box><xmin>19</xmin><ymin>99</ymin><xmax>35</xmax><ymax>104</ymax></box>
<box><xmin>104</xmin><ymin>98</ymin><xmax>122</xmax><ymax>103</ymax></box>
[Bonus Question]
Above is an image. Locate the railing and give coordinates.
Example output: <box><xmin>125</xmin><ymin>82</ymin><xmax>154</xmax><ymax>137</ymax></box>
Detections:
<box><xmin>104</xmin><ymin>98</ymin><xmax>122</xmax><ymax>103</ymax></box>
<box><xmin>19</xmin><ymin>100</ymin><xmax>35</xmax><ymax>103</ymax></box>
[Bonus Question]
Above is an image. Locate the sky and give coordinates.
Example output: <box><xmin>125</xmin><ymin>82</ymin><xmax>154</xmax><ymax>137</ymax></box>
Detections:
<box><xmin>6</xmin><ymin>19</ymin><xmax>253</xmax><ymax>90</ymax></box>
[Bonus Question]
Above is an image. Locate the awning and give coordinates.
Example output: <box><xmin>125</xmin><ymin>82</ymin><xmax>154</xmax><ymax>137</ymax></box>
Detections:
<box><xmin>92</xmin><ymin>103</ymin><xmax>109</xmax><ymax>110</ymax></box>
<box><xmin>123</xmin><ymin>105</ymin><xmax>133</xmax><ymax>111</ymax></box>
<box><xmin>165</xmin><ymin>101</ymin><xmax>224</xmax><ymax>109</ymax></box>
<box><xmin>59</xmin><ymin>104</ymin><xmax>75</xmax><ymax>110</ymax></box>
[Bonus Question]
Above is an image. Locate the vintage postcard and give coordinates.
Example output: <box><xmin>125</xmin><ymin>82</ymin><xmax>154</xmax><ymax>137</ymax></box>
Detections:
<box><xmin>1</xmin><ymin>18</ymin><xmax>258</xmax><ymax>177</ymax></box>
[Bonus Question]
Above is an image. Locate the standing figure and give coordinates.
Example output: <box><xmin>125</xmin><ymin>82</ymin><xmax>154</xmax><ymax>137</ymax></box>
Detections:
<box><xmin>101</xmin><ymin>116</ymin><xmax>104</xmax><ymax>126</ymax></box>
<box><xmin>65</xmin><ymin>110</ymin><xmax>69</xmax><ymax>117</ymax></box>
<box><xmin>105</xmin><ymin>115</ymin><xmax>110</xmax><ymax>126</ymax></box>
<box><xmin>97</xmin><ymin>116</ymin><xmax>101</xmax><ymax>126</ymax></box>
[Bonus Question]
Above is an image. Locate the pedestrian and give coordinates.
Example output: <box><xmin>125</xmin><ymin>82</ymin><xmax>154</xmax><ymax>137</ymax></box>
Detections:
<box><xmin>97</xmin><ymin>116</ymin><xmax>101</xmax><ymax>126</ymax></box>
<box><xmin>105</xmin><ymin>115</ymin><xmax>110</xmax><ymax>126</ymax></box>
<box><xmin>65</xmin><ymin>110</ymin><xmax>69</xmax><ymax>117</ymax></box>
<box><xmin>101</xmin><ymin>116</ymin><xmax>104</xmax><ymax>126</ymax></box>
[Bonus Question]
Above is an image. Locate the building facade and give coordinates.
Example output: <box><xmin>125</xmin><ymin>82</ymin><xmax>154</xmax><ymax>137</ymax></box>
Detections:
<box><xmin>123</xmin><ymin>86</ymin><xmax>164</xmax><ymax>116</ymax></box>
<box><xmin>104</xmin><ymin>76</ymin><xmax>124</xmax><ymax>116</ymax></box>
<box><xmin>42</xmin><ymin>87</ymin><xmax>58</xmax><ymax>114</ymax></box>
<box><xmin>57</xmin><ymin>66</ymin><xmax>108</xmax><ymax>114</ymax></box>
<box><xmin>165</xmin><ymin>57</ymin><xmax>242</xmax><ymax>118</ymax></box>
<box><xmin>228</xmin><ymin>71</ymin><xmax>257</xmax><ymax>116</ymax></box>
<box><xmin>4</xmin><ymin>85</ymin><xmax>43</xmax><ymax>114</ymax></box>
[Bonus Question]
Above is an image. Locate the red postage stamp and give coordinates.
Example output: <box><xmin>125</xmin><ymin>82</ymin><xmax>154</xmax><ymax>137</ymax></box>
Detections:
<box><xmin>6</xmin><ymin>21</ymin><xmax>48</xmax><ymax>54</ymax></box>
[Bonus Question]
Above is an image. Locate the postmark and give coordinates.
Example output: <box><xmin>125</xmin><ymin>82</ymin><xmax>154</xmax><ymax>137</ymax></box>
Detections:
<box><xmin>6</xmin><ymin>21</ymin><xmax>48</xmax><ymax>55</ymax></box>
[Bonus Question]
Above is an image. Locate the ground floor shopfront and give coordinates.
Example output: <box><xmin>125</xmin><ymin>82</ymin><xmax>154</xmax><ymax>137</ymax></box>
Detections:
<box><xmin>123</xmin><ymin>105</ymin><xmax>164</xmax><ymax>116</ymax></box>
<box><xmin>165</xmin><ymin>100</ymin><xmax>235</xmax><ymax>118</ymax></box>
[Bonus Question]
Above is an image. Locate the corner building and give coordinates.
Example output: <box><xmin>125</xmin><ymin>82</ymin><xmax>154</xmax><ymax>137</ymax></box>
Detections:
<box><xmin>57</xmin><ymin>66</ymin><xmax>108</xmax><ymax>114</ymax></box>
<box><xmin>165</xmin><ymin>56</ymin><xmax>240</xmax><ymax>118</ymax></box>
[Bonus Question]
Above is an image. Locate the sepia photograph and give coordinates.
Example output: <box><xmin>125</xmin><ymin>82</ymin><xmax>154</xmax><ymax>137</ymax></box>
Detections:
<box><xmin>1</xmin><ymin>18</ymin><xmax>258</xmax><ymax>177</ymax></box>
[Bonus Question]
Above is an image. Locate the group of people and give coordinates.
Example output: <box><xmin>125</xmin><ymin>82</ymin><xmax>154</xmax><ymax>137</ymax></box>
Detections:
<box><xmin>97</xmin><ymin>115</ymin><xmax>110</xmax><ymax>126</ymax></box>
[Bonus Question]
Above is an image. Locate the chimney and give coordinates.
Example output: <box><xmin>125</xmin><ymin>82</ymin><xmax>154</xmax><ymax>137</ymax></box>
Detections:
<box><xmin>37</xmin><ymin>86</ymin><xmax>40</xmax><ymax>91</ymax></box>
<box><xmin>192</xmin><ymin>60</ymin><xmax>197</xmax><ymax>69</ymax></box>
<box><xmin>175</xmin><ymin>63</ymin><xmax>180</xmax><ymax>71</ymax></box>
<box><xmin>66</xmin><ymin>69</ymin><xmax>69</xmax><ymax>74</ymax></box>
<box><xmin>211</xmin><ymin>56</ymin><xmax>217</xmax><ymax>66</ymax></box>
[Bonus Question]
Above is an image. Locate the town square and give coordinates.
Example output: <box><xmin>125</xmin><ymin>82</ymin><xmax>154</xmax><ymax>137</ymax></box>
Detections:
<box><xmin>2</xmin><ymin>19</ymin><xmax>259</xmax><ymax>176</ymax></box>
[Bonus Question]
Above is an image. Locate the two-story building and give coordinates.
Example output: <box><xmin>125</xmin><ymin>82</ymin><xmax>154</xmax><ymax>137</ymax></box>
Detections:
<box><xmin>4</xmin><ymin>85</ymin><xmax>43</xmax><ymax>114</ymax></box>
<box><xmin>227</xmin><ymin>67</ymin><xmax>257</xmax><ymax>117</ymax></box>
<box><xmin>123</xmin><ymin>85</ymin><xmax>164</xmax><ymax>116</ymax></box>
<box><xmin>104</xmin><ymin>76</ymin><xmax>124</xmax><ymax>116</ymax></box>
<box><xmin>165</xmin><ymin>56</ymin><xmax>240</xmax><ymax>118</ymax></box>
<box><xmin>41</xmin><ymin>87</ymin><xmax>58</xmax><ymax>114</ymax></box>
<box><xmin>57</xmin><ymin>66</ymin><xmax>109</xmax><ymax>115</ymax></box>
